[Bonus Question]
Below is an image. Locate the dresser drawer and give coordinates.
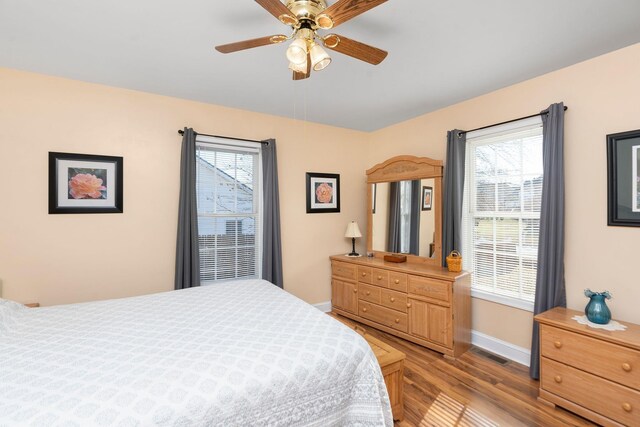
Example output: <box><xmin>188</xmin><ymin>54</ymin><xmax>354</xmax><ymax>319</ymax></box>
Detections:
<box><xmin>541</xmin><ymin>357</ymin><xmax>640</xmax><ymax>426</ymax></box>
<box><xmin>372</xmin><ymin>268</ymin><xmax>389</xmax><ymax>288</ymax></box>
<box><xmin>388</xmin><ymin>272</ymin><xmax>408</xmax><ymax>292</ymax></box>
<box><xmin>380</xmin><ymin>288</ymin><xmax>408</xmax><ymax>313</ymax></box>
<box><xmin>332</xmin><ymin>261</ymin><xmax>357</xmax><ymax>281</ymax></box>
<box><xmin>359</xmin><ymin>302</ymin><xmax>408</xmax><ymax>333</ymax></box>
<box><xmin>358</xmin><ymin>266</ymin><xmax>373</xmax><ymax>284</ymax></box>
<box><xmin>359</xmin><ymin>283</ymin><xmax>382</xmax><ymax>304</ymax></box>
<box><xmin>408</xmin><ymin>275</ymin><xmax>451</xmax><ymax>303</ymax></box>
<box><xmin>541</xmin><ymin>325</ymin><xmax>640</xmax><ymax>390</ymax></box>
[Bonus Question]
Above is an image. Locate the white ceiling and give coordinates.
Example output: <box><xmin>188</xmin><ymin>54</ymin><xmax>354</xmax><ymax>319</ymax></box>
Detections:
<box><xmin>2</xmin><ymin>0</ymin><xmax>640</xmax><ymax>131</ymax></box>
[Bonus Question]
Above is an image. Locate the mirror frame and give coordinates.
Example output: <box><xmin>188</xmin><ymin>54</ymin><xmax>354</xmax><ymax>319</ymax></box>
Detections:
<box><xmin>366</xmin><ymin>155</ymin><xmax>443</xmax><ymax>266</ymax></box>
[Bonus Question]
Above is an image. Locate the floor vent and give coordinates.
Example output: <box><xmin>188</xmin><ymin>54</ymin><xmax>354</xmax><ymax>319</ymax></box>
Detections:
<box><xmin>473</xmin><ymin>348</ymin><xmax>509</xmax><ymax>365</ymax></box>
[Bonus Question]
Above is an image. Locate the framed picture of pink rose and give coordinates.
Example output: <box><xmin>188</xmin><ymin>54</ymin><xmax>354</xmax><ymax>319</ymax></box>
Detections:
<box><xmin>306</xmin><ymin>172</ymin><xmax>340</xmax><ymax>213</ymax></box>
<box><xmin>49</xmin><ymin>152</ymin><xmax>123</xmax><ymax>214</ymax></box>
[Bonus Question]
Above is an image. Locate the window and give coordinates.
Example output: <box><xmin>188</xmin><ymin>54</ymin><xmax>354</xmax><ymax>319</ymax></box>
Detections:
<box><xmin>461</xmin><ymin>117</ymin><xmax>543</xmax><ymax>311</ymax></box>
<box><xmin>196</xmin><ymin>137</ymin><xmax>262</xmax><ymax>283</ymax></box>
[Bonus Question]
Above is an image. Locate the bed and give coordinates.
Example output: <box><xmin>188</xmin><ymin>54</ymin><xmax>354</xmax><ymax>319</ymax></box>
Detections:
<box><xmin>0</xmin><ymin>279</ymin><xmax>392</xmax><ymax>426</ymax></box>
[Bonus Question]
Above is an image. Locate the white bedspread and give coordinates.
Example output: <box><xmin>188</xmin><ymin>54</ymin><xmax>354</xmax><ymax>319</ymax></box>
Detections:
<box><xmin>0</xmin><ymin>280</ymin><xmax>392</xmax><ymax>426</ymax></box>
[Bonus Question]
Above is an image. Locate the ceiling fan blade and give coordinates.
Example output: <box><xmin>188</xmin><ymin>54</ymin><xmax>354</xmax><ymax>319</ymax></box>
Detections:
<box><xmin>293</xmin><ymin>53</ymin><xmax>312</xmax><ymax>80</ymax></box>
<box><xmin>323</xmin><ymin>34</ymin><xmax>387</xmax><ymax>65</ymax></box>
<box><xmin>316</xmin><ymin>0</ymin><xmax>387</xmax><ymax>29</ymax></box>
<box><xmin>255</xmin><ymin>0</ymin><xmax>298</xmax><ymax>25</ymax></box>
<box><xmin>215</xmin><ymin>35</ymin><xmax>287</xmax><ymax>54</ymax></box>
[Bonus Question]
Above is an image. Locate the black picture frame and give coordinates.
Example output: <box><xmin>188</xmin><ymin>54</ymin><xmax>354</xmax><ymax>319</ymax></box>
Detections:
<box><xmin>49</xmin><ymin>152</ymin><xmax>123</xmax><ymax>214</ymax></box>
<box><xmin>607</xmin><ymin>129</ymin><xmax>640</xmax><ymax>227</ymax></box>
<box><xmin>306</xmin><ymin>172</ymin><xmax>340</xmax><ymax>214</ymax></box>
<box><xmin>422</xmin><ymin>186</ymin><xmax>433</xmax><ymax>211</ymax></box>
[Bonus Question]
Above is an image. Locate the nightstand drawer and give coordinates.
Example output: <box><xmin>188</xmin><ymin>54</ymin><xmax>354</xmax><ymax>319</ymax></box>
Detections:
<box><xmin>359</xmin><ymin>302</ymin><xmax>408</xmax><ymax>333</ymax></box>
<box><xmin>541</xmin><ymin>325</ymin><xmax>640</xmax><ymax>390</ymax></box>
<box><xmin>332</xmin><ymin>261</ymin><xmax>357</xmax><ymax>281</ymax></box>
<box><xmin>541</xmin><ymin>357</ymin><xmax>640</xmax><ymax>426</ymax></box>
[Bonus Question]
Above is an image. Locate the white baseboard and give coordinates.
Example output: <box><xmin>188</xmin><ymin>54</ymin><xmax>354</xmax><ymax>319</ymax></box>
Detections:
<box><xmin>471</xmin><ymin>330</ymin><xmax>531</xmax><ymax>367</ymax></box>
<box><xmin>313</xmin><ymin>301</ymin><xmax>332</xmax><ymax>313</ymax></box>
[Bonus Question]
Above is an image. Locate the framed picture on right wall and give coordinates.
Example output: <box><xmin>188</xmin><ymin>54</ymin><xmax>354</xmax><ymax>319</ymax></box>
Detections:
<box><xmin>607</xmin><ymin>129</ymin><xmax>640</xmax><ymax>227</ymax></box>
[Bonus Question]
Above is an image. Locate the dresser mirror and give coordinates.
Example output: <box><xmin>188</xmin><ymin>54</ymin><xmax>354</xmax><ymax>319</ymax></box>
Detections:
<box><xmin>366</xmin><ymin>156</ymin><xmax>443</xmax><ymax>265</ymax></box>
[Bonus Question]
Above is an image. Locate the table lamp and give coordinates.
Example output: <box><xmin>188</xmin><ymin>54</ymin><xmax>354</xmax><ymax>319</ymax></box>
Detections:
<box><xmin>345</xmin><ymin>221</ymin><xmax>362</xmax><ymax>257</ymax></box>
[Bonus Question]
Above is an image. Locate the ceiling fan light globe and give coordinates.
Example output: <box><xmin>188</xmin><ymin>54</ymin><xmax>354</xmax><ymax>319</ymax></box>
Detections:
<box><xmin>286</xmin><ymin>39</ymin><xmax>308</xmax><ymax>65</ymax></box>
<box><xmin>288</xmin><ymin>60</ymin><xmax>308</xmax><ymax>74</ymax></box>
<box><xmin>310</xmin><ymin>44</ymin><xmax>331</xmax><ymax>71</ymax></box>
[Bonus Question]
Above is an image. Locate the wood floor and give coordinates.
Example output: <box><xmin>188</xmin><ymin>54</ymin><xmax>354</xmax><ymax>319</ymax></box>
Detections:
<box><xmin>330</xmin><ymin>313</ymin><xmax>597</xmax><ymax>427</ymax></box>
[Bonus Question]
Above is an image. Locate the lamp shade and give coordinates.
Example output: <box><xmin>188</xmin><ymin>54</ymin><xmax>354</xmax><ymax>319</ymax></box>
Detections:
<box><xmin>345</xmin><ymin>221</ymin><xmax>362</xmax><ymax>238</ymax></box>
<box><xmin>309</xmin><ymin>43</ymin><xmax>331</xmax><ymax>71</ymax></box>
<box><xmin>286</xmin><ymin>38</ymin><xmax>308</xmax><ymax>65</ymax></box>
<box><xmin>288</xmin><ymin>59</ymin><xmax>308</xmax><ymax>74</ymax></box>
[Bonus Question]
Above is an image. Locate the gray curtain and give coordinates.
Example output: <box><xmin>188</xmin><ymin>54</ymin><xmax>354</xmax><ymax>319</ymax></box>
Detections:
<box><xmin>530</xmin><ymin>103</ymin><xmax>567</xmax><ymax>379</ymax></box>
<box><xmin>409</xmin><ymin>180</ymin><xmax>421</xmax><ymax>255</ymax></box>
<box><xmin>175</xmin><ymin>128</ymin><xmax>201</xmax><ymax>290</ymax></box>
<box><xmin>387</xmin><ymin>182</ymin><xmax>402</xmax><ymax>253</ymax></box>
<box><xmin>442</xmin><ymin>130</ymin><xmax>467</xmax><ymax>266</ymax></box>
<box><xmin>261</xmin><ymin>139</ymin><xmax>284</xmax><ymax>288</ymax></box>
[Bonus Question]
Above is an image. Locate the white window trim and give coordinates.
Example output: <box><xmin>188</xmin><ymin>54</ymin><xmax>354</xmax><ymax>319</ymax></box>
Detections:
<box><xmin>196</xmin><ymin>136</ymin><xmax>264</xmax><ymax>283</ymax></box>
<box><xmin>471</xmin><ymin>289</ymin><xmax>535</xmax><ymax>312</ymax></box>
<box><xmin>463</xmin><ymin>116</ymin><xmax>543</xmax><ymax>312</ymax></box>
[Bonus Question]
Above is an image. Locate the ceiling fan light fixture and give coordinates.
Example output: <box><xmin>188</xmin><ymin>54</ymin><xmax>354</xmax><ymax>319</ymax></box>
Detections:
<box><xmin>288</xmin><ymin>59</ymin><xmax>308</xmax><ymax>74</ymax></box>
<box><xmin>310</xmin><ymin>43</ymin><xmax>331</xmax><ymax>71</ymax></box>
<box><xmin>286</xmin><ymin>38</ymin><xmax>308</xmax><ymax>65</ymax></box>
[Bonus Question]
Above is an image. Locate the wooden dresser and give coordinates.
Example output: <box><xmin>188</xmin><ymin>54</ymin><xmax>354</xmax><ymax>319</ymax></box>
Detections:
<box><xmin>536</xmin><ymin>308</ymin><xmax>640</xmax><ymax>426</ymax></box>
<box><xmin>330</xmin><ymin>254</ymin><xmax>470</xmax><ymax>358</ymax></box>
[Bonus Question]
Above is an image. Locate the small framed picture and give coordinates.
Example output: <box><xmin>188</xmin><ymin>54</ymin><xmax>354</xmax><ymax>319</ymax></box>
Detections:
<box><xmin>306</xmin><ymin>172</ymin><xmax>340</xmax><ymax>213</ymax></box>
<box><xmin>607</xmin><ymin>129</ymin><xmax>640</xmax><ymax>226</ymax></box>
<box><xmin>422</xmin><ymin>186</ymin><xmax>433</xmax><ymax>211</ymax></box>
<box><xmin>49</xmin><ymin>152</ymin><xmax>123</xmax><ymax>214</ymax></box>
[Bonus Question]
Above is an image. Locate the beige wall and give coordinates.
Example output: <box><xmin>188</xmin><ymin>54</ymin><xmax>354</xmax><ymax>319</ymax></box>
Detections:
<box><xmin>0</xmin><ymin>67</ymin><xmax>369</xmax><ymax>306</ymax></box>
<box><xmin>2</xmin><ymin>42</ymin><xmax>640</xmax><ymax>352</ymax></box>
<box><xmin>368</xmin><ymin>43</ymin><xmax>640</xmax><ymax>350</ymax></box>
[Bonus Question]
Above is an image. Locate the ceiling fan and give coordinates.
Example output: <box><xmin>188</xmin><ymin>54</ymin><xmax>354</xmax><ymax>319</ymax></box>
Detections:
<box><xmin>215</xmin><ymin>0</ymin><xmax>389</xmax><ymax>80</ymax></box>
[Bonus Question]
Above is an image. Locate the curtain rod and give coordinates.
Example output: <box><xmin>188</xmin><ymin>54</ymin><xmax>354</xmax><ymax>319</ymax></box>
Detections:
<box><xmin>458</xmin><ymin>106</ymin><xmax>568</xmax><ymax>137</ymax></box>
<box><xmin>178</xmin><ymin>129</ymin><xmax>268</xmax><ymax>145</ymax></box>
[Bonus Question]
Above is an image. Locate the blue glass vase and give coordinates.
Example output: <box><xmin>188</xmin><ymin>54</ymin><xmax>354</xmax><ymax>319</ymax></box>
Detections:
<box><xmin>584</xmin><ymin>289</ymin><xmax>612</xmax><ymax>325</ymax></box>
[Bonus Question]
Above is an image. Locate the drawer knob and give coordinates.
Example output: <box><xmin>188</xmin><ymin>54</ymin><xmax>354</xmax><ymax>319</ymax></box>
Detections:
<box><xmin>622</xmin><ymin>363</ymin><xmax>632</xmax><ymax>372</ymax></box>
<box><xmin>353</xmin><ymin>289</ymin><xmax>358</xmax><ymax>293</ymax></box>
<box><xmin>622</xmin><ymin>402</ymin><xmax>632</xmax><ymax>413</ymax></box>
<box><xmin>407</xmin><ymin>303</ymin><xmax>412</xmax><ymax>308</ymax></box>
<box><xmin>554</xmin><ymin>375</ymin><xmax>562</xmax><ymax>384</ymax></box>
<box><xmin>390</xmin><ymin>297</ymin><xmax>396</xmax><ymax>302</ymax></box>
<box><xmin>394</xmin><ymin>279</ymin><xmax>400</xmax><ymax>284</ymax></box>
<box><xmin>377</xmin><ymin>275</ymin><xmax>383</xmax><ymax>280</ymax></box>
<box><xmin>366</xmin><ymin>291</ymin><xmax>371</xmax><ymax>296</ymax></box>
<box><xmin>362</xmin><ymin>307</ymin><xmax>368</xmax><ymax>312</ymax></box>
<box><xmin>362</xmin><ymin>272</ymin><xmax>366</xmax><ymax>277</ymax></box>
<box><xmin>395</xmin><ymin>318</ymin><xmax>400</xmax><ymax>324</ymax></box>
<box><xmin>554</xmin><ymin>341</ymin><xmax>563</xmax><ymax>349</ymax></box>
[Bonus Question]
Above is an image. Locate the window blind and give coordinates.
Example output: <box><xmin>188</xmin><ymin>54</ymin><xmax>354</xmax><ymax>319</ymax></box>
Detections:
<box><xmin>196</xmin><ymin>139</ymin><xmax>262</xmax><ymax>282</ymax></box>
<box><xmin>461</xmin><ymin>118</ymin><xmax>543</xmax><ymax>309</ymax></box>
